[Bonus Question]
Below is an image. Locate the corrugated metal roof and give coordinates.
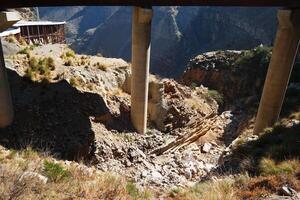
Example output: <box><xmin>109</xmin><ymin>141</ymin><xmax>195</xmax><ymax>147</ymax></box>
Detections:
<box><xmin>0</xmin><ymin>27</ymin><xmax>20</xmax><ymax>37</ymax></box>
<box><xmin>13</xmin><ymin>20</ymin><xmax>66</xmax><ymax>27</ymax></box>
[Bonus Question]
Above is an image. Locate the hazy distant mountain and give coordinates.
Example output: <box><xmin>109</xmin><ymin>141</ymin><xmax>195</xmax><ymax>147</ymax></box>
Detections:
<box><xmin>39</xmin><ymin>6</ymin><xmax>119</xmax><ymax>43</ymax></box>
<box><xmin>40</xmin><ymin>6</ymin><xmax>277</xmax><ymax>78</ymax></box>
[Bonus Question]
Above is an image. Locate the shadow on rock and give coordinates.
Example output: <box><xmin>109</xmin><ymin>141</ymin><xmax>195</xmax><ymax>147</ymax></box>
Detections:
<box><xmin>215</xmin><ymin>120</ymin><xmax>300</xmax><ymax>176</ymax></box>
<box><xmin>0</xmin><ymin>69</ymin><xmax>111</xmax><ymax>161</ymax></box>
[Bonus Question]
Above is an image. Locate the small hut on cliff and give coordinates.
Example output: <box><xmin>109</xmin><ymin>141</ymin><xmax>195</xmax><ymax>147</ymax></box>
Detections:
<box><xmin>0</xmin><ymin>20</ymin><xmax>66</xmax><ymax>44</ymax></box>
<box><xmin>13</xmin><ymin>20</ymin><xmax>66</xmax><ymax>44</ymax></box>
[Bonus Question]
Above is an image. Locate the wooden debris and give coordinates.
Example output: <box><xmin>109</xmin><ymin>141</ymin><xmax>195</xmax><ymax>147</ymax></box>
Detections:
<box><xmin>151</xmin><ymin>112</ymin><xmax>218</xmax><ymax>155</ymax></box>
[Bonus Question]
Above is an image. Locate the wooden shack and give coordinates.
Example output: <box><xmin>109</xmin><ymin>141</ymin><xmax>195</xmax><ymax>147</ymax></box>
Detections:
<box><xmin>13</xmin><ymin>20</ymin><xmax>66</xmax><ymax>44</ymax></box>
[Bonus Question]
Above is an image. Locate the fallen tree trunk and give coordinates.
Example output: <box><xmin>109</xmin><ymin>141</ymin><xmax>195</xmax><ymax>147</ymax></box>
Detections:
<box><xmin>151</xmin><ymin>112</ymin><xmax>218</xmax><ymax>155</ymax></box>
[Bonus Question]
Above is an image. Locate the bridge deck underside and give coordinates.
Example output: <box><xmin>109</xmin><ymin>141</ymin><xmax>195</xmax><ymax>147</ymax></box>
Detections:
<box><xmin>1</xmin><ymin>0</ymin><xmax>299</xmax><ymax>9</ymax></box>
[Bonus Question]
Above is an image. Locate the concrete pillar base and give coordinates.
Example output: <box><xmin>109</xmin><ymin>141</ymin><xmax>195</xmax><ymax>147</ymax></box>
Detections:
<box><xmin>0</xmin><ymin>39</ymin><xmax>13</xmax><ymax>128</ymax></box>
<box><xmin>0</xmin><ymin>12</ymin><xmax>19</xmax><ymax>128</ymax></box>
<box><xmin>131</xmin><ymin>7</ymin><xmax>152</xmax><ymax>134</ymax></box>
<box><xmin>253</xmin><ymin>9</ymin><xmax>300</xmax><ymax>135</ymax></box>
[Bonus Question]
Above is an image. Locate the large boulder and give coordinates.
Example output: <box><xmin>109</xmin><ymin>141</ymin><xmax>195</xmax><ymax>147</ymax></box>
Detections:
<box><xmin>181</xmin><ymin>47</ymin><xmax>272</xmax><ymax>102</ymax></box>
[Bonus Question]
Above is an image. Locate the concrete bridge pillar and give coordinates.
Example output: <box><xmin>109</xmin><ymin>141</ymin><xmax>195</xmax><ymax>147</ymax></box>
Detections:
<box><xmin>254</xmin><ymin>9</ymin><xmax>300</xmax><ymax>135</ymax></box>
<box><xmin>131</xmin><ymin>6</ymin><xmax>152</xmax><ymax>134</ymax></box>
<box><xmin>0</xmin><ymin>12</ymin><xmax>19</xmax><ymax>128</ymax></box>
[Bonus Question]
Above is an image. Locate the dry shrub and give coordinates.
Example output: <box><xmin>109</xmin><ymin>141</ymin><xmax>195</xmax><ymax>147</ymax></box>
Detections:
<box><xmin>86</xmin><ymin>83</ymin><xmax>95</xmax><ymax>91</ymax></box>
<box><xmin>173</xmin><ymin>178</ymin><xmax>237</xmax><ymax>200</ymax></box>
<box><xmin>25</xmin><ymin>56</ymin><xmax>56</xmax><ymax>83</ymax></box>
<box><xmin>204</xmin><ymin>89</ymin><xmax>224</xmax><ymax>106</ymax></box>
<box><xmin>6</xmin><ymin>35</ymin><xmax>18</xmax><ymax>44</ymax></box>
<box><xmin>0</xmin><ymin>146</ymin><xmax>151</xmax><ymax>200</ymax></box>
<box><xmin>80</xmin><ymin>55</ymin><xmax>91</xmax><ymax>66</ymax></box>
<box><xmin>69</xmin><ymin>76</ymin><xmax>85</xmax><ymax>88</ymax></box>
<box><xmin>259</xmin><ymin>158</ymin><xmax>299</xmax><ymax>176</ymax></box>
<box><xmin>65</xmin><ymin>49</ymin><xmax>75</xmax><ymax>58</ymax></box>
<box><xmin>94</xmin><ymin>62</ymin><xmax>107</xmax><ymax>71</ymax></box>
<box><xmin>64</xmin><ymin>58</ymin><xmax>74</xmax><ymax>66</ymax></box>
<box><xmin>18</xmin><ymin>47</ymin><xmax>30</xmax><ymax>56</ymax></box>
<box><xmin>236</xmin><ymin>174</ymin><xmax>300</xmax><ymax>200</ymax></box>
<box><xmin>61</xmin><ymin>48</ymin><xmax>77</xmax><ymax>66</ymax></box>
<box><xmin>19</xmin><ymin>37</ymin><xmax>27</xmax><ymax>46</ymax></box>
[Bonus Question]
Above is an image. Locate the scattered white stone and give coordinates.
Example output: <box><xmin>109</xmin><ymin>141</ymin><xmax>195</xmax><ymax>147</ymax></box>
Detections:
<box><xmin>281</xmin><ymin>185</ymin><xmax>297</xmax><ymax>197</ymax></box>
<box><xmin>202</xmin><ymin>143</ymin><xmax>212</xmax><ymax>153</ymax></box>
<box><xmin>196</xmin><ymin>161</ymin><xmax>205</xmax><ymax>170</ymax></box>
<box><xmin>64</xmin><ymin>160</ymin><xmax>72</xmax><ymax>166</ymax></box>
<box><xmin>19</xmin><ymin>171</ymin><xmax>48</xmax><ymax>184</ymax></box>
<box><xmin>204</xmin><ymin>163</ymin><xmax>215</xmax><ymax>172</ymax></box>
<box><xmin>141</xmin><ymin>171</ymin><xmax>148</xmax><ymax>178</ymax></box>
<box><xmin>188</xmin><ymin>143</ymin><xmax>200</xmax><ymax>151</ymax></box>
<box><xmin>184</xmin><ymin>168</ymin><xmax>192</xmax><ymax>180</ymax></box>
<box><xmin>150</xmin><ymin>170</ymin><xmax>163</xmax><ymax>184</ymax></box>
<box><xmin>286</xmin><ymin>119</ymin><xmax>300</xmax><ymax>128</ymax></box>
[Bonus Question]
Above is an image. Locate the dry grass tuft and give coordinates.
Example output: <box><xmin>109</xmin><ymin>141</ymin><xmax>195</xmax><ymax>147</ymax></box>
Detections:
<box><xmin>236</xmin><ymin>174</ymin><xmax>300</xmax><ymax>200</ymax></box>
<box><xmin>64</xmin><ymin>58</ymin><xmax>74</xmax><ymax>66</ymax></box>
<box><xmin>6</xmin><ymin>35</ymin><xmax>18</xmax><ymax>44</ymax></box>
<box><xmin>221</xmin><ymin>111</ymin><xmax>300</xmax><ymax>199</ymax></box>
<box><xmin>203</xmin><ymin>89</ymin><xmax>224</xmax><ymax>106</ymax></box>
<box><xmin>0</xmin><ymin>146</ymin><xmax>152</xmax><ymax>199</ymax></box>
<box><xmin>172</xmin><ymin>178</ymin><xmax>237</xmax><ymax>200</ymax></box>
<box><xmin>25</xmin><ymin>56</ymin><xmax>56</xmax><ymax>83</ymax></box>
<box><xmin>259</xmin><ymin>158</ymin><xmax>299</xmax><ymax>176</ymax></box>
<box><xmin>19</xmin><ymin>37</ymin><xmax>27</xmax><ymax>46</ymax></box>
<box><xmin>69</xmin><ymin>76</ymin><xmax>86</xmax><ymax>88</ymax></box>
<box><xmin>94</xmin><ymin>62</ymin><xmax>108</xmax><ymax>71</ymax></box>
<box><xmin>17</xmin><ymin>47</ymin><xmax>30</xmax><ymax>56</ymax></box>
<box><xmin>65</xmin><ymin>50</ymin><xmax>75</xmax><ymax>58</ymax></box>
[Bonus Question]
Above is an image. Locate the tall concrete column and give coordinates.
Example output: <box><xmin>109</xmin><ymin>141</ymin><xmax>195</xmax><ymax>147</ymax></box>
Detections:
<box><xmin>0</xmin><ymin>39</ymin><xmax>13</xmax><ymax>127</ymax></box>
<box><xmin>254</xmin><ymin>9</ymin><xmax>300</xmax><ymax>135</ymax></box>
<box><xmin>131</xmin><ymin>7</ymin><xmax>152</xmax><ymax>134</ymax></box>
<box><xmin>0</xmin><ymin>12</ymin><xmax>20</xmax><ymax>128</ymax></box>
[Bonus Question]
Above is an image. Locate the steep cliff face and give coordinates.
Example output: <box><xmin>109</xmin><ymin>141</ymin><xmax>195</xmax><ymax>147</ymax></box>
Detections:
<box><xmin>181</xmin><ymin>47</ymin><xmax>272</xmax><ymax>102</ymax></box>
<box><xmin>40</xmin><ymin>6</ymin><xmax>277</xmax><ymax>78</ymax></box>
<box><xmin>39</xmin><ymin>6</ymin><xmax>119</xmax><ymax>43</ymax></box>
<box><xmin>71</xmin><ymin>7</ymin><xmax>132</xmax><ymax>59</ymax></box>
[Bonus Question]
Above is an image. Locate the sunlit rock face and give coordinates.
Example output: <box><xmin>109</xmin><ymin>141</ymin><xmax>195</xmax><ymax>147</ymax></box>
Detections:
<box><xmin>40</xmin><ymin>6</ymin><xmax>277</xmax><ymax>78</ymax></box>
<box><xmin>181</xmin><ymin>48</ymin><xmax>272</xmax><ymax>102</ymax></box>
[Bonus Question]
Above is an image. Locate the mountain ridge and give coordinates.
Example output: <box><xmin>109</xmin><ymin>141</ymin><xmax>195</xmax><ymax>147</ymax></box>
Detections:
<box><xmin>40</xmin><ymin>6</ymin><xmax>277</xmax><ymax>78</ymax></box>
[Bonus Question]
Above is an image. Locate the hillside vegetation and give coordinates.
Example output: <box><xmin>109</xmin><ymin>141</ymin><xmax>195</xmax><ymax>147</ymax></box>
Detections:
<box><xmin>1</xmin><ymin>38</ymin><xmax>299</xmax><ymax>199</ymax></box>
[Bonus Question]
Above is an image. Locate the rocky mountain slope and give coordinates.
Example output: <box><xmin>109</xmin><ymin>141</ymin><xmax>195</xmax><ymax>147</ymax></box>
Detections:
<box><xmin>1</xmin><ymin>37</ymin><xmax>299</xmax><ymax>199</ymax></box>
<box><xmin>40</xmin><ymin>6</ymin><xmax>277</xmax><ymax>78</ymax></box>
<box><xmin>181</xmin><ymin>47</ymin><xmax>271</xmax><ymax>103</ymax></box>
<box><xmin>1</xmin><ymin>39</ymin><xmax>242</xmax><ymax>189</ymax></box>
<box><xmin>39</xmin><ymin>6</ymin><xmax>120</xmax><ymax>43</ymax></box>
<box><xmin>181</xmin><ymin>46</ymin><xmax>300</xmax><ymax>111</ymax></box>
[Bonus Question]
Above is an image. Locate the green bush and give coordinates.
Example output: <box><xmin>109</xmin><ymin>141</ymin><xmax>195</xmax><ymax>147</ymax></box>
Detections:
<box><xmin>18</xmin><ymin>47</ymin><xmax>30</xmax><ymax>55</ymax></box>
<box><xmin>69</xmin><ymin>77</ymin><xmax>78</xmax><ymax>87</ymax></box>
<box><xmin>43</xmin><ymin>160</ymin><xmax>70</xmax><ymax>182</ymax></box>
<box><xmin>207</xmin><ymin>89</ymin><xmax>224</xmax><ymax>105</ymax></box>
<box><xmin>126</xmin><ymin>182</ymin><xmax>139</xmax><ymax>199</ymax></box>
<box><xmin>64</xmin><ymin>58</ymin><xmax>74</xmax><ymax>66</ymax></box>
<box><xmin>125</xmin><ymin>181</ymin><xmax>152</xmax><ymax>200</ymax></box>
<box><xmin>46</xmin><ymin>57</ymin><xmax>55</xmax><ymax>70</ymax></box>
<box><xmin>259</xmin><ymin>158</ymin><xmax>298</xmax><ymax>176</ymax></box>
<box><xmin>190</xmin><ymin>82</ymin><xmax>198</xmax><ymax>90</ymax></box>
<box><xmin>65</xmin><ymin>50</ymin><xmax>75</xmax><ymax>58</ymax></box>
<box><xmin>25</xmin><ymin>56</ymin><xmax>54</xmax><ymax>82</ymax></box>
<box><xmin>235</xmin><ymin>46</ymin><xmax>272</xmax><ymax>70</ymax></box>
